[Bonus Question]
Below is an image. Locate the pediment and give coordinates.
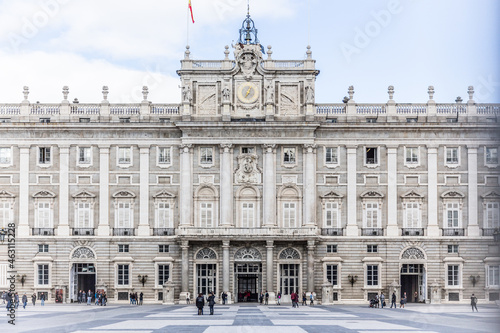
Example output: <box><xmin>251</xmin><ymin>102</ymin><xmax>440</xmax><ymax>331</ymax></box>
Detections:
<box><xmin>401</xmin><ymin>190</ymin><xmax>423</xmax><ymax>199</ymax></box>
<box><xmin>33</xmin><ymin>190</ymin><xmax>56</xmax><ymax>198</ymax></box>
<box><xmin>153</xmin><ymin>190</ymin><xmax>176</xmax><ymax>199</ymax></box>
<box><xmin>360</xmin><ymin>190</ymin><xmax>384</xmax><ymax>198</ymax></box>
<box><xmin>112</xmin><ymin>190</ymin><xmax>136</xmax><ymax>198</ymax></box>
<box><xmin>321</xmin><ymin>191</ymin><xmax>343</xmax><ymax>199</ymax></box>
<box><xmin>0</xmin><ymin>190</ymin><xmax>15</xmax><ymax>198</ymax></box>
<box><xmin>481</xmin><ymin>191</ymin><xmax>500</xmax><ymax>200</ymax></box>
<box><xmin>72</xmin><ymin>190</ymin><xmax>96</xmax><ymax>199</ymax></box>
<box><xmin>441</xmin><ymin>190</ymin><xmax>465</xmax><ymax>199</ymax></box>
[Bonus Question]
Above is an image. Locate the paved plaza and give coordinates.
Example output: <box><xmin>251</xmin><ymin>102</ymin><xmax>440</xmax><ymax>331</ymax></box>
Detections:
<box><xmin>1</xmin><ymin>303</ymin><xmax>499</xmax><ymax>333</ymax></box>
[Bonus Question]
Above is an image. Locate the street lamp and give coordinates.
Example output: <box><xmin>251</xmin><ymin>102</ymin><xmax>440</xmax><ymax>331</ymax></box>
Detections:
<box><xmin>138</xmin><ymin>275</ymin><xmax>148</xmax><ymax>287</ymax></box>
<box><xmin>347</xmin><ymin>275</ymin><xmax>358</xmax><ymax>287</ymax></box>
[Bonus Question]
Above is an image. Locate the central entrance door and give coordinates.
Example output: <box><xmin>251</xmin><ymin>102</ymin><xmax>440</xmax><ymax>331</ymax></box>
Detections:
<box><xmin>400</xmin><ymin>264</ymin><xmax>425</xmax><ymax>303</ymax></box>
<box><xmin>235</xmin><ymin>263</ymin><xmax>262</xmax><ymax>302</ymax></box>
<box><xmin>70</xmin><ymin>263</ymin><xmax>96</xmax><ymax>302</ymax></box>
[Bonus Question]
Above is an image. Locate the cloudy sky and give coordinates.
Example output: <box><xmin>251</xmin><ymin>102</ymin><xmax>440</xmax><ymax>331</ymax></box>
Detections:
<box><xmin>0</xmin><ymin>0</ymin><xmax>498</xmax><ymax>104</ymax></box>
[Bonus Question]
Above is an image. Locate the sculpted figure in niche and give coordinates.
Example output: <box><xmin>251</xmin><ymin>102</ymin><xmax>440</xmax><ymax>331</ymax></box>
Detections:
<box><xmin>306</xmin><ymin>85</ymin><xmax>315</xmax><ymax>104</ymax></box>
<box><xmin>222</xmin><ymin>87</ymin><xmax>230</xmax><ymax>102</ymax></box>
<box><xmin>182</xmin><ymin>85</ymin><xmax>192</xmax><ymax>103</ymax></box>
<box><xmin>266</xmin><ymin>82</ymin><xmax>274</xmax><ymax>104</ymax></box>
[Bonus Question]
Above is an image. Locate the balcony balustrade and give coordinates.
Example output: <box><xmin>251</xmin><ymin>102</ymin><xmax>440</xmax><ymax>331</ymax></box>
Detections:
<box><xmin>32</xmin><ymin>228</ymin><xmax>54</xmax><ymax>236</ymax></box>
<box><xmin>153</xmin><ymin>228</ymin><xmax>175</xmax><ymax>236</ymax></box>
<box><xmin>72</xmin><ymin>228</ymin><xmax>95</xmax><ymax>236</ymax></box>
<box><xmin>361</xmin><ymin>228</ymin><xmax>383</xmax><ymax>236</ymax></box>
<box><xmin>442</xmin><ymin>228</ymin><xmax>465</xmax><ymax>236</ymax></box>
<box><xmin>402</xmin><ymin>228</ymin><xmax>424</xmax><ymax>236</ymax></box>
<box><xmin>321</xmin><ymin>228</ymin><xmax>344</xmax><ymax>236</ymax></box>
<box><xmin>113</xmin><ymin>228</ymin><xmax>135</xmax><ymax>236</ymax></box>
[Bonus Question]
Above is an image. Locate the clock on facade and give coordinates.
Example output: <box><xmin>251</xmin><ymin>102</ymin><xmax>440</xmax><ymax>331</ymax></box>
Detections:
<box><xmin>237</xmin><ymin>82</ymin><xmax>259</xmax><ymax>104</ymax></box>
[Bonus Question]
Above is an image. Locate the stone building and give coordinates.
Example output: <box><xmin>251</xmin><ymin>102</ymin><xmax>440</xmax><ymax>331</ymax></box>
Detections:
<box><xmin>0</xmin><ymin>15</ymin><xmax>499</xmax><ymax>305</ymax></box>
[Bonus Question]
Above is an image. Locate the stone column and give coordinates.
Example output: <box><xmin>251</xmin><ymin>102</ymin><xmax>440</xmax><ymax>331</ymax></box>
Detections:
<box><xmin>57</xmin><ymin>145</ymin><xmax>70</xmax><ymax>236</ymax></box>
<box><xmin>346</xmin><ymin>145</ymin><xmax>359</xmax><ymax>236</ymax></box>
<box><xmin>303</xmin><ymin>144</ymin><xmax>316</xmax><ymax>226</ymax></box>
<box><xmin>427</xmin><ymin>145</ymin><xmax>440</xmax><ymax>237</ymax></box>
<box><xmin>137</xmin><ymin>145</ymin><xmax>151</xmax><ymax>236</ymax></box>
<box><xmin>307</xmin><ymin>240</ymin><xmax>315</xmax><ymax>292</ymax></box>
<box><xmin>220</xmin><ymin>144</ymin><xmax>233</xmax><ymax>226</ymax></box>
<box><xmin>18</xmin><ymin>145</ymin><xmax>30</xmax><ymax>237</ymax></box>
<box><xmin>266</xmin><ymin>240</ymin><xmax>275</xmax><ymax>302</ymax></box>
<box><xmin>222</xmin><ymin>240</ymin><xmax>231</xmax><ymax>303</ymax></box>
<box><xmin>179</xmin><ymin>240</ymin><xmax>190</xmax><ymax>304</ymax></box>
<box><xmin>386</xmin><ymin>146</ymin><xmax>399</xmax><ymax>236</ymax></box>
<box><xmin>180</xmin><ymin>145</ymin><xmax>193</xmax><ymax>226</ymax></box>
<box><xmin>97</xmin><ymin>145</ymin><xmax>111</xmax><ymax>236</ymax></box>
<box><xmin>467</xmin><ymin>145</ymin><xmax>480</xmax><ymax>236</ymax></box>
<box><xmin>263</xmin><ymin>145</ymin><xmax>276</xmax><ymax>227</ymax></box>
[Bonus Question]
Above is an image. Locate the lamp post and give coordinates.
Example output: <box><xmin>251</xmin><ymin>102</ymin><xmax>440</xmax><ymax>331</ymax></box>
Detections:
<box><xmin>469</xmin><ymin>275</ymin><xmax>480</xmax><ymax>287</ymax></box>
<box><xmin>17</xmin><ymin>274</ymin><xmax>27</xmax><ymax>287</ymax></box>
<box><xmin>138</xmin><ymin>275</ymin><xmax>148</xmax><ymax>287</ymax></box>
<box><xmin>347</xmin><ymin>275</ymin><xmax>358</xmax><ymax>287</ymax></box>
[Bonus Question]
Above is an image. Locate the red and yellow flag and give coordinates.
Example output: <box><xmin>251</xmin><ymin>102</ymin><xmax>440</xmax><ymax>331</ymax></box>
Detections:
<box><xmin>188</xmin><ymin>0</ymin><xmax>195</xmax><ymax>23</ymax></box>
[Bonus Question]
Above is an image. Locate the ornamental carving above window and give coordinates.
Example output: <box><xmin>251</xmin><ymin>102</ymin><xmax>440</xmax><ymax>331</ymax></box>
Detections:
<box><xmin>196</xmin><ymin>248</ymin><xmax>217</xmax><ymax>260</ymax></box>
<box><xmin>71</xmin><ymin>247</ymin><xmax>95</xmax><ymax>259</ymax></box>
<box><xmin>235</xmin><ymin>247</ymin><xmax>262</xmax><ymax>261</ymax></box>
<box><xmin>401</xmin><ymin>247</ymin><xmax>425</xmax><ymax>260</ymax></box>
<box><xmin>279</xmin><ymin>248</ymin><xmax>300</xmax><ymax>260</ymax></box>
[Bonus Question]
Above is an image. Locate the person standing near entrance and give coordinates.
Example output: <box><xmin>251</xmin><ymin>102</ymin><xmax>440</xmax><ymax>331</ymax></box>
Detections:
<box><xmin>222</xmin><ymin>291</ymin><xmax>227</xmax><ymax>305</ymax></box>
<box><xmin>380</xmin><ymin>293</ymin><xmax>385</xmax><ymax>308</ymax></box>
<box><xmin>471</xmin><ymin>293</ymin><xmax>478</xmax><ymax>312</ymax></box>
<box><xmin>87</xmin><ymin>290</ymin><xmax>92</xmax><ymax>305</ymax></box>
<box><xmin>139</xmin><ymin>292</ymin><xmax>143</xmax><ymax>305</ymax></box>
<box><xmin>277</xmin><ymin>291</ymin><xmax>281</xmax><ymax>305</ymax></box>
<box><xmin>40</xmin><ymin>292</ymin><xmax>45</xmax><ymax>306</ymax></box>
<box><xmin>265</xmin><ymin>290</ymin><xmax>269</xmax><ymax>305</ymax></box>
<box><xmin>196</xmin><ymin>293</ymin><xmax>204</xmax><ymax>315</ymax></box>
<box><xmin>309</xmin><ymin>292</ymin><xmax>314</xmax><ymax>306</ymax></box>
<box><xmin>400</xmin><ymin>292</ymin><xmax>406</xmax><ymax>308</ymax></box>
<box><xmin>390</xmin><ymin>292</ymin><xmax>396</xmax><ymax>308</ymax></box>
<box><xmin>207</xmin><ymin>292</ymin><xmax>215</xmax><ymax>315</ymax></box>
<box><xmin>31</xmin><ymin>293</ymin><xmax>36</xmax><ymax>306</ymax></box>
<box><xmin>414</xmin><ymin>291</ymin><xmax>418</xmax><ymax>303</ymax></box>
<box><xmin>22</xmin><ymin>293</ymin><xmax>28</xmax><ymax>309</ymax></box>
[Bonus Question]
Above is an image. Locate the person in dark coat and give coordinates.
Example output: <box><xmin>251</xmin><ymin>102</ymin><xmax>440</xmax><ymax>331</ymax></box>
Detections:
<box><xmin>196</xmin><ymin>293</ymin><xmax>205</xmax><ymax>315</ymax></box>
<box><xmin>22</xmin><ymin>293</ymin><xmax>28</xmax><ymax>309</ymax></box>
<box><xmin>31</xmin><ymin>293</ymin><xmax>36</xmax><ymax>306</ymax></box>
<box><xmin>471</xmin><ymin>293</ymin><xmax>478</xmax><ymax>312</ymax></box>
<box><xmin>390</xmin><ymin>292</ymin><xmax>396</xmax><ymax>308</ymax></box>
<box><xmin>207</xmin><ymin>292</ymin><xmax>216</xmax><ymax>315</ymax></box>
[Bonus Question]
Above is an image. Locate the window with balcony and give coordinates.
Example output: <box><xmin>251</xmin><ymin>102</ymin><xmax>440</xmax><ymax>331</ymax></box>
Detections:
<box><xmin>441</xmin><ymin>191</ymin><xmax>464</xmax><ymax>234</ymax></box>
<box><xmin>113</xmin><ymin>191</ymin><xmax>135</xmax><ymax>235</ymax></box>
<box><xmin>365</xmin><ymin>203</ymin><xmax>380</xmax><ymax>228</ymax></box>
<box><xmin>36</xmin><ymin>202</ymin><xmax>52</xmax><ymax>229</ymax></box>
<box><xmin>283</xmin><ymin>202</ymin><xmax>297</xmax><ymax>228</ymax></box>
<box><xmin>482</xmin><ymin>192</ymin><xmax>500</xmax><ymax>235</ymax></box>
<box><xmin>33</xmin><ymin>190</ymin><xmax>55</xmax><ymax>235</ymax></box>
<box><xmin>76</xmin><ymin>202</ymin><xmax>92</xmax><ymax>228</ymax></box>
<box><xmin>325</xmin><ymin>202</ymin><xmax>339</xmax><ymax>228</ymax></box>
<box><xmin>0</xmin><ymin>202</ymin><xmax>11</xmax><ymax>229</ymax></box>
<box><xmin>200</xmin><ymin>202</ymin><xmax>213</xmax><ymax>228</ymax></box>
<box><xmin>446</xmin><ymin>202</ymin><xmax>460</xmax><ymax>228</ymax></box>
<box><xmin>241</xmin><ymin>202</ymin><xmax>255</xmax><ymax>228</ymax></box>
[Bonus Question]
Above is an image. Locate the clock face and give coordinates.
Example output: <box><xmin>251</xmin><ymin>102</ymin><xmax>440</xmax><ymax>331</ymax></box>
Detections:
<box><xmin>237</xmin><ymin>82</ymin><xmax>259</xmax><ymax>104</ymax></box>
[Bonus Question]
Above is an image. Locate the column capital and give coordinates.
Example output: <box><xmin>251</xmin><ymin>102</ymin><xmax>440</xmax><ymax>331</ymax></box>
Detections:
<box><xmin>222</xmin><ymin>239</ymin><xmax>230</xmax><ymax>248</ymax></box>
<box><xmin>181</xmin><ymin>240</ymin><xmax>189</xmax><ymax>249</ymax></box>
<box><xmin>220</xmin><ymin>143</ymin><xmax>233</xmax><ymax>153</ymax></box>
<box><xmin>98</xmin><ymin>144</ymin><xmax>111</xmax><ymax>152</ymax></box>
<box><xmin>58</xmin><ymin>145</ymin><xmax>71</xmax><ymax>152</ymax></box>
<box><xmin>346</xmin><ymin>144</ymin><xmax>358</xmax><ymax>151</ymax></box>
<box><xmin>386</xmin><ymin>145</ymin><xmax>399</xmax><ymax>151</ymax></box>
<box><xmin>266</xmin><ymin>240</ymin><xmax>274</xmax><ymax>248</ymax></box>
<box><xmin>466</xmin><ymin>145</ymin><xmax>479</xmax><ymax>151</ymax></box>
<box><xmin>138</xmin><ymin>144</ymin><xmax>151</xmax><ymax>151</ymax></box>
<box><xmin>307</xmin><ymin>240</ymin><xmax>316</xmax><ymax>249</ymax></box>
<box><xmin>426</xmin><ymin>144</ymin><xmax>439</xmax><ymax>150</ymax></box>
<box><xmin>303</xmin><ymin>144</ymin><xmax>316</xmax><ymax>152</ymax></box>
<box><xmin>262</xmin><ymin>144</ymin><xmax>276</xmax><ymax>153</ymax></box>
<box><xmin>17</xmin><ymin>144</ymin><xmax>31</xmax><ymax>150</ymax></box>
<box><xmin>180</xmin><ymin>144</ymin><xmax>193</xmax><ymax>153</ymax></box>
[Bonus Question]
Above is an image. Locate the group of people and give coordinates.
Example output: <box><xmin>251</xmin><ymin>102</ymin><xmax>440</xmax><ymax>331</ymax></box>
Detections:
<box><xmin>290</xmin><ymin>291</ymin><xmax>314</xmax><ymax>307</ymax></box>
<box><xmin>77</xmin><ymin>290</ymin><xmax>107</xmax><ymax>306</ymax></box>
<box><xmin>195</xmin><ymin>292</ymin><xmax>216</xmax><ymax>315</ymax></box>
<box><xmin>129</xmin><ymin>292</ymin><xmax>143</xmax><ymax>305</ymax></box>
<box><xmin>370</xmin><ymin>292</ymin><xmax>402</xmax><ymax>308</ymax></box>
<box><xmin>258</xmin><ymin>291</ymin><xmax>269</xmax><ymax>305</ymax></box>
<box><xmin>3</xmin><ymin>291</ymin><xmax>44</xmax><ymax>309</ymax></box>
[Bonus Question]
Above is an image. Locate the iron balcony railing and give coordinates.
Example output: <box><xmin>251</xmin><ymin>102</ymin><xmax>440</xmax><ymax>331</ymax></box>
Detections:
<box><xmin>153</xmin><ymin>228</ymin><xmax>175</xmax><ymax>236</ymax></box>
<box><xmin>362</xmin><ymin>228</ymin><xmax>383</xmax><ymax>236</ymax></box>
<box><xmin>113</xmin><ymin>228</ymin><xmax>135</xmax><ymax>236</ymax></box>
<box><xmin>72</xmin><ymin>228</ymin><xmax>95</xmax><ymax>236</ymax></box>
<box><xmin>482</xmin><ymin>228</ymin><xmax>498</xmax><ymax>236</ymax></box>
<box><xmin>442</xmin><ymin>228</ymin><xmax>465</xmax><ymax>236</ymax></box>
<box><xmin>321</xmin><ymin>228</ymin><xmax>344</xmax><ymax>236</ymax></box>
<box><xmin>402</xmin><ymin>228</ymin><xmax>424</xmax><ymax>236</ymax></box>
<box><xmin>32</xmin><ymin>228</ymin><xmax>54</xmax><ymax>236</ymax></box>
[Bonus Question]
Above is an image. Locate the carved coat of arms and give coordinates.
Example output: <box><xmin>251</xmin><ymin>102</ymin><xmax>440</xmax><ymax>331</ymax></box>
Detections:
<box><xmin>235</xmin><ymin>154</ymin><xmax>261</xmax><ymax>184</ymax></box>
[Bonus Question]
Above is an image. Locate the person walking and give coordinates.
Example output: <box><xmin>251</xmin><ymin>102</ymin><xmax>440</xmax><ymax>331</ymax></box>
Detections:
<box><xmin>310</xmin><ymin>292</ymin><xmax>314</xmax><ymax>306</ymax></box>
<box><xmin>264</xmin><ymin>291</ymin><xmax>269</xmax><ymax>305</ymax></box>
<box><xmin>222</xmin><ymin>291</ymin><xmax>227</xmax><ymax>305</ymax></box>
<box><xmin>139</xmin><ymin>292</ymin><xmax>143</xmax><ymax>305</ymax></box>
<box><xmin>400</xmin><ymin>292</ymin><xmax>406</xmax><ymax>308</ymax></box>
<box><xmin>207</xmin><ymin>292</ymin><xmax>215</xmax><ymax>315</ymax></box>
<box><xmin>31</xmin><ymin>293</ymin><xmax>36</xmax><ymax>306</ymax></box>
<box><xmin>186</xmin><ymin>292</ymin><xmax>190</xmax><ymax>304</ymax></box>
<box><xmin>22</xmin><ymin>293</ymin><xmax>27</xmax><ymax>309</ymax></box>
<box><xmin>40</xmin><ymin>292</ymin><xmax>45</xmax><ymax>306</ymax></box>
<box><xmin>302</xmin><ymin>292</ymin><xmax>307</xmax><ymax>306</ymax></box>
<box><xmin>196</xmin><ymin>293</ymin><xmax>205</xmax><ymax>315</ymax></box>
<box><xmin>277</xmin><ymin>291</ymin><xmax>281</xmax><ymax>305</ymax></box>
<box><xmin>471</xmin><ymin>293</ymin><xmax>478</xmax><ymax>312</ymax></box>
<box><xmin>390</xmin><ymin>292</ymin><xmax>396</xmax><ymax>308</ymax></box>
<box><xmin>87</xmin><ymin>290</ymin><xmax>92</xmax><ymax>305</ymax></box>
<box><xmin>14</xmin><ymin>292</ymin><xmax>19</xmax><ymax>309</ymax></box>
<box><xmin>380</xmin><ymin>293</ymin><xmax>385</xmax><ymax>309</ymax></box>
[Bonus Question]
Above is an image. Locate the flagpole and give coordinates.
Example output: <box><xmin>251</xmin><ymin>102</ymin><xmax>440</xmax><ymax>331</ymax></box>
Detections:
<box><xmin>186</xmin><ymin>2</ymin><xmax>190</xmax><ymax>46</ymax></box>
<box><xmin>307</xmin><ymin>0</ymin><xmax>311</xmax><ymax>46</ymax></box>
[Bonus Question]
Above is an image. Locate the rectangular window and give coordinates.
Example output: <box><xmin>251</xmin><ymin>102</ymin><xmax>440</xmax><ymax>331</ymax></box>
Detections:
<box><xmin>37</xmin><ymin>264</ymin><xmax>49</xmax><ymax>285</ymax></box>
<box><xmin>366</xmin><ymin>118</ymin><xmax>377</xmax><ymax>123</ymax></box>
<box><xmin>158</xmin><ymin>147</ymin><xmax>171</xmax><ymax>164</ymax></box>
<box><xmin>200</xmin><ymin>202</ymin><xmax>213</xmax><ymax>227</ymax></box>
<box><xmin>0</xmin><ymin>147</ymin><xmax>11</xmax><ymax>164</ymax></box>
<box><xmin>158</xmin><ymin>264</ymin><xmax>170</xmax><ymax>286</ymax></box>
<box><xmin>447</xmin><ymin>245</ymin><xmax>459</xmax><ymax>253</ymax></box>
<box><xmin>79</xmin><ymin>118</ymin><xmax>90</xmax><ymax>123</ymax></box>
<box><xmin>488</xmin><ymin>266</ymin><xmax>500</xmax><ymax>286</ymax></box>
<box><xmin>325</xmin><ymin>202</ymin><xmax>339</xmax><ymax>228</ymax></box>
<box><xmin>365</xmin><ymin>203</ymin><xmax>379</xmax><ymax>228</ymax></box>
<box><xmin>37</xmin><ymin>202</ymin><xmax>51</xmax><ymax>228</ymax></box>
<box><xmin>365</xmin><ymin>147</ymin><xmax>377</xmax><ymax>164</ymax></box>
<box><xmin>326</xmin><ymin>264</ymin><xmax>338</xmax><ymax>286</ymax></box>
<box><xmin>157</xmin><ymin>202</ymin><xmax>172</xmax><ymax>228</ymax></box>
<box><xmin>38</xmin><ymin>244</ymin><xmax>49</xmax><ymax>253</ymax></box>
<box><xmin>405</xmin><ymin>202</ymin><xmax>420</xmax><ymax>228</ymax></box>
<box><xmin>0</xmin><ymin>202</ymin><xmax>11</xmax><ymax>228</ymax></box>
<box><xmin>39</xmin><ymin>147</ymin><xmax>51</xmax><ymax>164</ymax></box>
<box><xmin>486</xmin><ymin>202</ymin><xmax>500</xmax><ymax>228</ymax></box>
<box><xmin>158</xmin><ymin>245</ymin><xmax>169</xmax><ymax>253</ymax></box>
<box><xmin>446</xmin><ymin>202</ymin><xmax>460</xmax><ymax>228</ymax></box>
<box><xmin>118</xmin><ymin>244</ymin><xmax>129</xmax><ymax>253</ymax></box>
<box><xmin>117</xmin><ymin>264</ymin><xmax>129</xmax><ymax>285</ymax></box>
<box><xmin>39</xmin><ymin>118</ymin><xmax>50</xmax><ymax>123</ymax></box>
<box><xmin>200</xmin><ymin>147</ymin><xmax>213</xmax><ymax>164</ymax></box>
<box><xmin>326</xmin><ymin>245</ymin><xmax>337</xmax><ymax>253</ymax></box>
<box><xmin>486</xmin><ymin>147</ymin><xmax>498</xmax><ymax>164</ymax></box>
<box><xmin>117</xmin><ymin>202</ymin><xmax>132</xmax><ymax>228</ymax></box>
<box><xmin>283</xmin><ymin>202</ymin><xmax>296</xmax><ymax>228</ymax></box>
<box><xmin>76</xmin><ymin>202</ymin><xmax>92</xmax><ymax>228</ymax></box>
<box><xmin>446</xmin><ymin>147</ymin><xmax>459</xmax><ymax>164</ymax></box>
<box><xmin>406</xmin><ymin>147</ymin><xmax>418</xmax><ymax>164</ymax></box>
<box><xmin>447</xmin><ymin>265</ymin><xmax>459</xmax><ymax>286</ymax></box>
<box><xmin>241</xmin><ymin>147</ymin><xmax>255</xmax><ymax>154</ymax></box>
<box><xmin>283</xmin><ymin>147</ymin><xmax>296</xmax><ymax>164</ymax></box>
<box><xmin>367</xmin><ymin>245</ymin><xmax>378</xmax><ymax>253</ymax></box>
<box><xmin>119</xmin><ymin>117</ymin><xmax>130</xmax><ymax>123</ymax></box>
<box><xmin>367</xmin><ymin>265</ymin><xmax>379</xmax><ymax>286</ymax></box>
<box><xmin>118</xmin><ymin>147</ymin><xmax>131</xmax><ymax>164</ymax></box>
<box><xmin>78</xmin><ymin>147</ymin><xmax>91</xmax><ymax>164</ymax></box>
<box><xmin>325</xmin><ymin>147</ymin><xmax>338</xmax><ymax>164</ymax></box>
<box><xmin>241</xmin><ymin>202</ymin><xmax>255</xmax><ymax>228</ymax></box>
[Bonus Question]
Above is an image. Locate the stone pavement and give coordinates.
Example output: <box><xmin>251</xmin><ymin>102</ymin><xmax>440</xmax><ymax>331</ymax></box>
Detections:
<box><xmin>1</xmin><ymin>303</ymin><xmax>499</xmax><ymax>333</ymax></box>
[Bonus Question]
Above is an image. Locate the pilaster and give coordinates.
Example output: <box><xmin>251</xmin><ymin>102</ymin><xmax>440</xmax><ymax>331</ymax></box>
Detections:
<box><xmin>467</xmin><ymin>145</ymin><xmax>480</xmax><ymax>236</ymax></box>
<box><xmin>263</xmin><ymin>144</ymin><xmax>276</xmax><ymax>227</ymax></box>
<box><xmin>346</xmin><ymin>145</ymin><xmax>359</xmax><ymax>236</ymax></box>
<box><xmin>180</xmin><ymin>145</ymin><xmax>193</xmax><ymax>226</ymax></box>
<box><xmin>220</xmin><ymin>144</ymin><xmax>233</xmax><ymax>226</ymax></box>
<box><xmin>179</xmin><ymin>240</ymin><xmax>190</xmax><ymax>304</ymax></box>
<box><xmin>57</xmin><ymin>145</ymin><xmax>70</xmax><ymax>236</ymax></box>
<box><xmin>427</xmin><ymin>145</ymin><xmax>440</xmax><ymax>237</ymax></box>
<box><xmin>386</xmin><ymin>146</ymin><xmax>399</xmax><ymax>236</ymax></box>
<box><xmin>307</xmin><ymin>240</ymin><xmax>315</xmax><ymax>292</ymax></box>
<box><xmin>222</xmin><ymin>240</ymin><xmax>230</xmax><ymax>295</ymax></box>
<box><xmin>137</xmin><ymin>145</ymin><xmax>151</xmax><ymax>236</ymax></box>
<box><xmin>97</xmin><ymin>145</ymin><xmax>110</xmax><ymax>236</ymax></box>
<box><xmin>303</xmin><ymin>144</ymin><xmax>316</xmax><ymax>226</ymax></box>
<box><xmin>18</xmin><ymin>145</ymin><xmax>30</xmax><ymax>237</ymax></box>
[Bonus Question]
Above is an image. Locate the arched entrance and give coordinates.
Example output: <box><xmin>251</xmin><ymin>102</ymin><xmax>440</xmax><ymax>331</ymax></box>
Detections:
<box><xmin>234</xmin><ymin>247</ymin><xmax>262</xmax><ymax>302</ymax></box>
<box><xmin>69</xmin><ymin>246</ymin><xmax>97</xmax><ymax>302</ymax></box>
<box><xmin>400</xmin><ymin>247</ymin><xmax>427</xmax><ymax>303</ymax></box>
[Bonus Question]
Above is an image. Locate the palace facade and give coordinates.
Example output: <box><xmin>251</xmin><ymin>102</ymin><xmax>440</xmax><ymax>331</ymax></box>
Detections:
<box><xmin>0</xmin><ymin>15</ymin><xmax>499</xmax><ymax>305</ymax></box>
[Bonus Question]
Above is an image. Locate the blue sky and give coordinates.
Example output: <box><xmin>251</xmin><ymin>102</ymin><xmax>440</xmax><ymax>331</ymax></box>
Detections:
<box><xmin>0</xmin><ymin>0</ymin><xmax>498</xmax><ymax>104</ymax></box>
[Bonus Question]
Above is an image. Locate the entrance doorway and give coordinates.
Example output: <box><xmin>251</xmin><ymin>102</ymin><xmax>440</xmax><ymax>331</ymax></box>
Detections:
<box><xmin>235</xmin><ymin>263</ymin><xmax>262</xmax><ymax>302</ymax></box>
<box><xmin>400</xmin><ymin>264</ymin><xmax>425</xmax><ymax>303</ymax></box>
<box><xmin>70</xmin><ymin>263</ymin><xmax>96</xmax><ymax>302</ymax></box>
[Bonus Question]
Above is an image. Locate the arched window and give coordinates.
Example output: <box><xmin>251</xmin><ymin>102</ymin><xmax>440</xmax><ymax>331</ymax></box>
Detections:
<box><xmin>236</xmin><ymin>186</ymin><xmax>261</xmax><ymax>228</ymax></box>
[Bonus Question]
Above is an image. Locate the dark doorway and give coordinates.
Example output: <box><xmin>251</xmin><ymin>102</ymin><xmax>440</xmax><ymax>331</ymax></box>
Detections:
<box><xmin>237</xmin><ymin>275</ymin><xmax>258</xmax><ymax>302</ymax></box>
<box><xmin>78</xmin><ymin>274</ymin><xmax>96</xmax><ymax>295</ymax></box>
<box><xmin>401</xmin><ymin>275</ymin><xmax>418</xmax><ymax>303</ymax></box>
